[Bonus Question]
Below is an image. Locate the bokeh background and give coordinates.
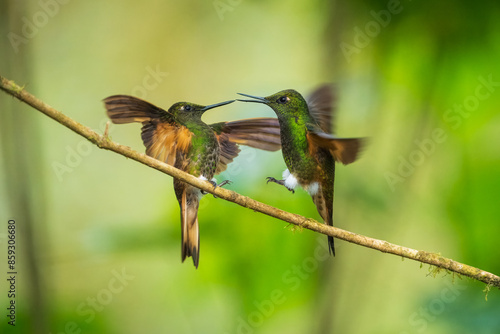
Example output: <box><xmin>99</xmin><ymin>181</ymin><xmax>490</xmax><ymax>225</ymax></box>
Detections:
<box><xmin>1</xmin><ymin>0</ymin><xmax>500</xmax><ymax>333</ymax></box>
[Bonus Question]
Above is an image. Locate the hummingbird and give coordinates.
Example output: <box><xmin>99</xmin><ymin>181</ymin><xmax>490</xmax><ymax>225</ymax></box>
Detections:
<box><xmin>104</xmin><ymin>95</ymin><xmax>281</xmax><ymax>268</ymax></box>
<box><xmin>238</xmin><ymin>85</ymin><xmax>364</xmax><ymax>256</ymax></box>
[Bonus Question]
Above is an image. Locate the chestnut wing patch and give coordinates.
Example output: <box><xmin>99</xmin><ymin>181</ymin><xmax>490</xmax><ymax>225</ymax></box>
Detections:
<box><xmin>104</xmin><ymin>94</ymin><xmax>189</xmax><ymax>166</ymax></box>
<box><xmin>307</xmin><ymin>131</ymin><xmax>364</xmax><ymax>165</ymax></box>
<box><xmin>142</xmin><ymin>121</ymin><xmax>192</xmax><ymax>166</ymax></box>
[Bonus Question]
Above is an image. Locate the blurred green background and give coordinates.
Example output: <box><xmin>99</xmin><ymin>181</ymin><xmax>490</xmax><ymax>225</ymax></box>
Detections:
<box><xmin>1</xmin><ymin>0</ymin><xmax>500</xmax><ymax>333</ymax></box>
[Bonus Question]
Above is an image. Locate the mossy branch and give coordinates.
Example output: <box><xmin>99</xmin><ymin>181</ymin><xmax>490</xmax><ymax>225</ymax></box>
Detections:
<box><xmin>2</xmin><ymin>74</ymin><xmax>499</xmax><ymax>289</ymax></box>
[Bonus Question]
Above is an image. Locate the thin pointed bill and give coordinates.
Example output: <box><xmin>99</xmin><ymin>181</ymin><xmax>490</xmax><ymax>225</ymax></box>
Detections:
<box><xmin>237</xmin><ymin>93</ymin><xmax>268</xmax><ymax>104</ymax></box>
<box><xmin>201</xmin><ymin>100</ymin><xmax>235</xmax><ymax>111</ymax></box>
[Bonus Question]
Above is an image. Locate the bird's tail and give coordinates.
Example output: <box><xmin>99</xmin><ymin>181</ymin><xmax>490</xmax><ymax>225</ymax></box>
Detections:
<box><xmin>311</xmin><ymin>187</ymin><xmax>335</xmax><ymax>256</ymax></box>
<box><xmin>180</xmin><ymin>187</ymin><xmax>200</xmax><ymax>268</ymax></box>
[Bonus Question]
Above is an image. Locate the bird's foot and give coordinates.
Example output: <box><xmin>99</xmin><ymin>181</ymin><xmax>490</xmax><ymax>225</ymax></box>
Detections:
<box><xmin>201</xmin><ymin>180</ymin><xmax>217</xmax><ymax>196</ymax></box>
<box><xmin>266</xmin><ymin>176</ymin><xmax>283</xmax><ymax>185</ymax></box>
<box><xmin>266</xmin><ymin>177</ymin><xmax>295</xmax><ymax>194</ymax></box>
<box><xmin>208</xmin><ymin>179</ymin><xmax>232</xmax><ymax>198</ymax></box>
<box><xmin>216</xmin><ymin>180</ymin><xmax>232</xmax><ymax>188</ymax></box>
<box><xmin>201</xmin><ymin>180</ymin><xmax>216</xmax><ymax>195</ymax></box>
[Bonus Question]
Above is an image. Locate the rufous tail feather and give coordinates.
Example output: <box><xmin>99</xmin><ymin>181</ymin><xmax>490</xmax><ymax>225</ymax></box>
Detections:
<box><xmin>181</xmin><ymin>188</ymin><xmax>200</xmax><ymax>268</ymax></box>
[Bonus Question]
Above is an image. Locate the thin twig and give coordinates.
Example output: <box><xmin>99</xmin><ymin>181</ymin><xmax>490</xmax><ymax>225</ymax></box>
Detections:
<box><xmin>1</xmin><ymin>74</ymin><xmax>499</xmax><ymax>289</ymax></box>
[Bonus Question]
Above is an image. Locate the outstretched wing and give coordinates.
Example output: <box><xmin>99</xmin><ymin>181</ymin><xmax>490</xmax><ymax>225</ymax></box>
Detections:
<box><xmin>210</xmin><ymin>118</ymin><xmax>281</xmax><ymax>174</ymax></box>
<box><xmin>211</xmin><ymin>118</ymin><xmax>281</xmax><ymax>151</ymax></box>
<box><xmin>307</xmin><ymin>84</ymin><xmax>335</xmax><ymax>133</ymax></box>
<box><xmin>104</xmin><ymin>94</ymin><xmax>170</xmax><ymax>123</ymax></box>
<box><xmin>104</xmin><ymin>95</ymin><xmax>191</xmax><ymax>166</ymax></box>
<box><xmin>214</xmin><ymin>132</ymin><xmax>241</xmax><ymax>174</ymax></box>
<box><xmin>306</xmin><ymin>127</ymin><xmax>364</xmax><ymax>165</ymax></box>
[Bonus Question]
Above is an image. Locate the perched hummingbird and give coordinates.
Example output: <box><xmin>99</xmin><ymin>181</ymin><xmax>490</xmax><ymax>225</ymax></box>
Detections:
<box><xmin>238</xmin><ymin>85</ymin><xmax>364</xmax><ymax>255</ymax></box>
<box><xmin>104</xmin><ymin>95</ymin><xmax>281</xmax><ymax>268</ymax></box>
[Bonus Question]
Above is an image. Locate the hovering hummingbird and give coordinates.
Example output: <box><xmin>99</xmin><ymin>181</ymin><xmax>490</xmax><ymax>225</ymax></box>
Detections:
<box><xmin>238</xmin><ymin>85</ymin><xmax>364</xmax><ymax>255</ymax></box>
<box><xmin>104</xmin><ymin>95</ymin><xmax>281</xmax><ymax>268</ymax></box>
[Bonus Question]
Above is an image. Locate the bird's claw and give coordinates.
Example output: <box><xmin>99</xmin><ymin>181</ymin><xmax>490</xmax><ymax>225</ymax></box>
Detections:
<box><xmin>266</xmin><ymin>177</ymin><xmax>295</xmax><ymax>194</ymax></box>
<box><xmin>266</xmin><ymin>176</ymin><xmax>278</xmax><ymax>184</ymax></box>
<box><xmin>217</xmin><ymin>180</ymin><xmax>232</xmax><ymax>188</ymax></box>
<box><xmin>210</xmin><ymin>179</ymin><xmax>232</xmax><ymax>198</ymax></box>
<box><xmin>201</xmin><ymin>181</ymin><xmax>216</xmax><ymax>195</ymax></box>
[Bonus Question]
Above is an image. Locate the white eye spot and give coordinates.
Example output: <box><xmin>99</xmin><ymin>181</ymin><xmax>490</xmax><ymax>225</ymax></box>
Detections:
<box><xmin>278</xmin><ymin>96</ymin><xmax>289</xmax><ymax>104</ymax></box>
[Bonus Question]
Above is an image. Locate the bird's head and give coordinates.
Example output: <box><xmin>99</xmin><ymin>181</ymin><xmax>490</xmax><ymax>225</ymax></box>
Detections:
<box><xmin>168</xmin><ymin>100</ymin><xmax>235</xmax><ymax>120</ymax></box>
<box><xmin>238</xmin><ymin>89</ymin><xmax>309</xmax><ymax>119</ymax></box>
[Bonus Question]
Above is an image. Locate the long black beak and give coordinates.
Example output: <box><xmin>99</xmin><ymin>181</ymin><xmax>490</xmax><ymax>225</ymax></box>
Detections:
<box><xmin>201</xmin><ymin>100</ymin><xmax>235</xmax><ymax>111</ymax></box>
<box><xmin>237</xmin><ymin>93</ymin><xmax>268</xmax><ymax>103</ymax></box>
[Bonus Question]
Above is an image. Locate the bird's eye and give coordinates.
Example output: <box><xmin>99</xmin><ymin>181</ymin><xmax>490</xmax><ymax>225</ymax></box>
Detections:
<box><xmin>184</xmin><ymin>105</ymin><xmax>191</xmax><ymax>111</ymax></box>
<box><xmin>278</xmin><ymin>96</ymin><xmax>289</xmax><ymax>104</ymax></box>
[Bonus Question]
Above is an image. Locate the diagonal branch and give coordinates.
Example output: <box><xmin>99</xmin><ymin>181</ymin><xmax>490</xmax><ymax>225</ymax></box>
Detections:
<box><xmin>2</xmin><ymin>74</ymin><xmax>499</xmax><ymax>289</ymax></box>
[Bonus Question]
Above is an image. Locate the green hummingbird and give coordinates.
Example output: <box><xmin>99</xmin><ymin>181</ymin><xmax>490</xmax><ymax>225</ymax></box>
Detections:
<box><xmin>238</xmin><ymin>85</ymin><xmax>364</xmax><ymax>255</ymax></box>
<box><xmin>104</xmin><ymin>95</ymin><xmax>281</xmax><ymax>268</ymax></box>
